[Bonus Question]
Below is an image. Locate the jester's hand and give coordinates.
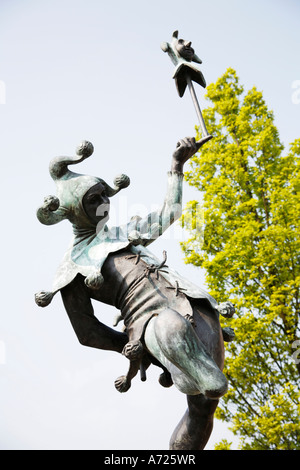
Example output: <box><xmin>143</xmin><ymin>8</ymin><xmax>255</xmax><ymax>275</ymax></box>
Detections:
<box><xmin>171</xmin><ymin>137</ymin><xmax>200</xmax><ymax>172</ymax></box>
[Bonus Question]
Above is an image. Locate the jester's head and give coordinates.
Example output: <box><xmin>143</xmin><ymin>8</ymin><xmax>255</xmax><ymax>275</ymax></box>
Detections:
<box><xmin>37</xmin><ymin>140</ymin><xmax>130</xmax><ymax>233</ymax></box>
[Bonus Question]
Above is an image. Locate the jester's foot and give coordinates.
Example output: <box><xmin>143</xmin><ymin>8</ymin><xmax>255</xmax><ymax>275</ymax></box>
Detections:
<box><xmin>216</xmin><ymin>301</ymin><xmax>235</xmax><ymax>318</ymax></box>
<box><xmin>122</xmin><ymin>340</ymin><xmax>143</xmax><ymax>360</ymax></box>
<box><xmin>114</xmin><ymin>375</ymin><xmax>131</xmax><ymax>393</ymax></box>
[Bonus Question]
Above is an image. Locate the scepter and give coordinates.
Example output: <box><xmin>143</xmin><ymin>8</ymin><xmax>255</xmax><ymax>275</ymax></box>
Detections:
<box><xmin>161</xmin><ymin>30</ymin><xmax>213</xmax><ymax>146</ymax></box>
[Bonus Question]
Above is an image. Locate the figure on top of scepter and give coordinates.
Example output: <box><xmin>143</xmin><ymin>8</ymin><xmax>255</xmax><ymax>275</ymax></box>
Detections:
<box><xmin>161</xmin><ymin>30</ymin><xmax>213</xmax><ymax>145</ymax></box>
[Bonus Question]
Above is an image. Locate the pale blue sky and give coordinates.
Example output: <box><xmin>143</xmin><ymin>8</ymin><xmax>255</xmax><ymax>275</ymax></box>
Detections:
<box><xmin>0</xmin><ymin>0</ymin><xmax>299</xmax><ymax>450</ymax></box>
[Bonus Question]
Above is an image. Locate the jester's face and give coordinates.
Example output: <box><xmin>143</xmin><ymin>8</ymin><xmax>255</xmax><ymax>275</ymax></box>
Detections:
<box><xmin>175</xmin><ymin>38</ymin><xmax>195</xmax><ymax>61</ymax></box>
<box><xmin>82</xmin><ymin>182</ymin><xmax>110</xmax><ymax>226</ymax></box>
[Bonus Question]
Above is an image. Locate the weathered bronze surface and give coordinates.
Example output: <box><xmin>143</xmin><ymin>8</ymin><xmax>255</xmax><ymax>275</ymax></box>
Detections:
<box><xmin>35</xmin><ymin>136</ymin><xmax>234</xmax><ymax>450</ymax></box>
<box><xmin>35</xmin><ymin>32</ymin><xmax>235</xmax><ymax>449</ymax></box>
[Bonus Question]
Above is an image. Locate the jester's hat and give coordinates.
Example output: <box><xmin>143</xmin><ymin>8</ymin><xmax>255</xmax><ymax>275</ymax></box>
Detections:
<box><xmin>36</xmin><ymin>140</ymin><xmax>130</xmax><ymax>231</ymax></box>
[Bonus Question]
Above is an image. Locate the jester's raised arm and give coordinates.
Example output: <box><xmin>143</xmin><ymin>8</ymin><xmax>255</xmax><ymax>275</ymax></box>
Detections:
<box><xmin>122</xmin><ymin>137</ymin><xmax>205</xmax><ymax>247</ymax></box>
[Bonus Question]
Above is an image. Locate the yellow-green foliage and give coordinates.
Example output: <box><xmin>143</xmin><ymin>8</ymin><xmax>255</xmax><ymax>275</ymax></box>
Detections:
<box><xmin>181</xmin><ymin>68</ymin><xmax>300</xmax><ymax>449</ymax></box>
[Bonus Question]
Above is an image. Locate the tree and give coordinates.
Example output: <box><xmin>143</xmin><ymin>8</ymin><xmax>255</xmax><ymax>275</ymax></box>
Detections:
<box><xmin>181</xmin><ymin>68</ymin><xmax>300</xmax><ymax>449</ymax></box>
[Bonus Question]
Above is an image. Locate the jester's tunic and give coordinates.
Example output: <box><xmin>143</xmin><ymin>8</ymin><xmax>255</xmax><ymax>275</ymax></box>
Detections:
<box><xmin>87</xmin><ymin>244</ymin><xmax>217</xmax><ymax>342</ymax></box>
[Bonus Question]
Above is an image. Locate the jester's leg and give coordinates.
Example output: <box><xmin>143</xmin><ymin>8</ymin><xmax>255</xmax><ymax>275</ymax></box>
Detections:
<box><xmin>169</xmin><ymin>394</ymin><xmax>220</xmax><ymax>450</ymax></box>
<box><xmin>60</xmin><ymin>274</ymin><xmax>128</xmax><ymax>353</ymax></box>
<box><xmin>144</xmin><ymin>303</ymin><xmax>227</xmax><ymax>450</ymax></box>
<box><xmin>144</xmin><ymin>308</ymin><xmax>228</xmax><ymax>399</ymax></box>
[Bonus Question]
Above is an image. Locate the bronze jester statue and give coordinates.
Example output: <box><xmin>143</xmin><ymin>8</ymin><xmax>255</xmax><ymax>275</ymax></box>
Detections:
<box><xmin>35</xmin><ymin>137</ymin><xmax>234</xmax><ymax>450</ymax></box>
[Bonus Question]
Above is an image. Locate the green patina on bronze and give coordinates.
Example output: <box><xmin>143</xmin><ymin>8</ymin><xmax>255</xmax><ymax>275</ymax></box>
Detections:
<box><xmin>34</xmin><ymin>33</ymin><xmax>235</xmax><ymax>450</ymax></box>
